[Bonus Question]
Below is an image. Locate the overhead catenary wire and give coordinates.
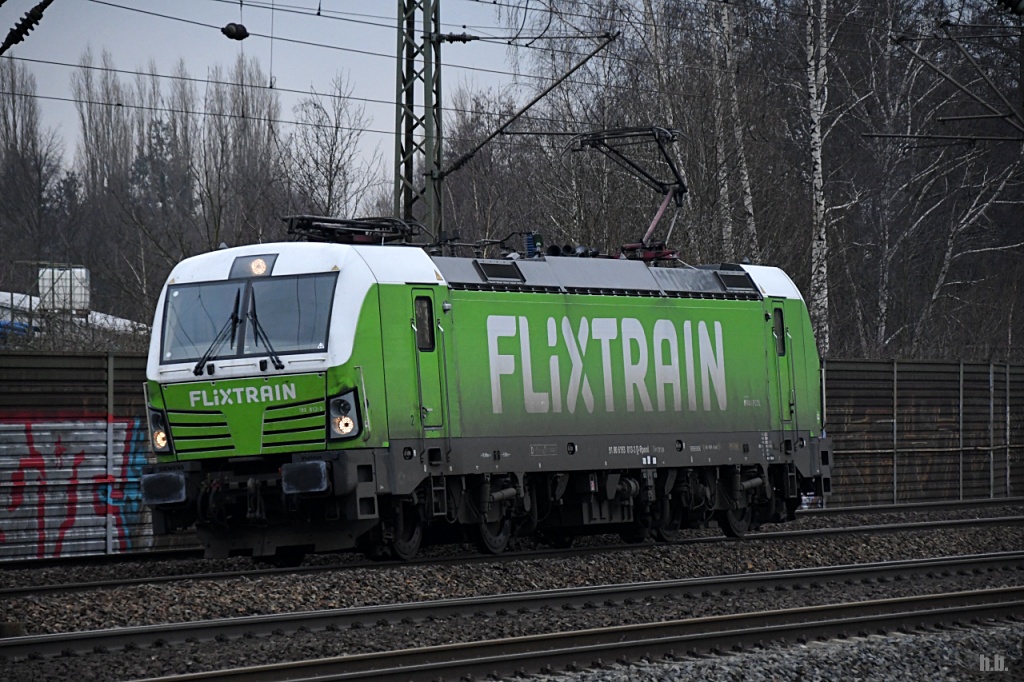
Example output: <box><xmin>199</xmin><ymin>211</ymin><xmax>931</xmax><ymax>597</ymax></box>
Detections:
<box><xmin>1</xmin><ymin>54</ymin><xmax>613</xmax><ymax>131</ymax></box>
<box><xmin>0</xmin><ymin>87</ymin><xmax>603</xmax><ymax>149</ymax></box>
<box><xmin>195</xmin><ymin>0</ymin><xmax>1023</xmax><ymax>47</ymax></box>
<box><xmin>14</xmin><ymin>34</ymin><xmax>1015</xmax><ymax>120</ymax></box>
<box><xmin>84</xmin><ymin>0</ymin><xmax>606</xmax><ymax>81</ymax></box>
<box><xmin>6</xmin><ymin>49</ymin><xmax>1012</xmax><ymax>151</ymax></box>
<box><xmin>4</xmin><ymin>0</ymin><xmax>1015</xmax><ymax>151</ymax></box>
<box><xmin>78</xmin><ymin>0</ymin><xmax>1024</xmax><ymax>105</ymax></box>
<box><xmin>75</xmin><ymin>0</ymin><xmax>925</xmax><ymax>90</ymax></box>
<box><xmin>458</xmin><ymin>0</ymin><xmax>1021</xmax><ymax>44</ymax></box>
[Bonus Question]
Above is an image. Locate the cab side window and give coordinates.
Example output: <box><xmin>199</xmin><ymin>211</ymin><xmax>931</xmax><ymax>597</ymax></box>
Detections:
<box><xmin>773</xmin><ymin>309</ymin><xmax>786</xmax><ymax>356</ymax></box>
<box><xmin>415</xmin><ymin>297</ymin><xmax>435</xmax><ymax>352</ymax></box>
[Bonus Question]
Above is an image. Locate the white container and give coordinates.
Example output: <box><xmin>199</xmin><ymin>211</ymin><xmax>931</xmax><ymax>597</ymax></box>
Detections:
<box><xmin>37</xmin><ymin>266</ymin><xmax>90</xmax><ymax>312</ymax></box>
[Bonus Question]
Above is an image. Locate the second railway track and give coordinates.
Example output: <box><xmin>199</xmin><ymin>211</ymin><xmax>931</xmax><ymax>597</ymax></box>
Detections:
<box><xmin>3</xmin><ymin>550</ymin><xmax>1023</xmax><ymax>661</ymax></box>
<box><xmin>131</xmin><ymin>587</ymin><xmax>1024</xmax><ymax>682</ymax></box>
<box><xmin>3</xmin><ymin>511</ymin><xmax>1023</xmax><ymax>599</ymax></box>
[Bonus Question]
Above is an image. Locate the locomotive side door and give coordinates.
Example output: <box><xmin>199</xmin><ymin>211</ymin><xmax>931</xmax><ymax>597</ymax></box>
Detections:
<box><xmin>411</xmin><ymin>288</ymin><xmax>445</xmax><ymax>431</ymax></box>
<box><xmin>770</xmin><ymin>300</ymin><xmax>796</xmax><ymax>426</ymax></box>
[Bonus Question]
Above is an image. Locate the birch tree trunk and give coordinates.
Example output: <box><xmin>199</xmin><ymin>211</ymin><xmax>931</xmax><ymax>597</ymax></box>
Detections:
<box><xmin>806</xmin><ymin>0</ymin><xmax>831</xmax><ymax>355</ymax></box>
<box><xmin>711</xmin><ymin>5</ymin><xmax>734</xmax><ymax>261</ymax></box>
<box><xmin>722</xmin><ymin>1</ymin><xmax>760</xmax><ymax>263</ymax></box>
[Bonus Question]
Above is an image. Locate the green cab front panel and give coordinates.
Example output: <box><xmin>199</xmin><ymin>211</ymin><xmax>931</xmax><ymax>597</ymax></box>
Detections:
<box><xmin>159</xmin><ymin>373</ymin><xmax>327</xmax><ymax>459</ymax></box>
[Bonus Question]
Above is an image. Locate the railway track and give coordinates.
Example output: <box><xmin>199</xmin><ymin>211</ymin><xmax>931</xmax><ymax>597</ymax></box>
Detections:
<box><xmin>1</xmin><ymin>497</ymin><xmax>1019</xmax><ymax>572</ymax></box>
<box><xmin>3</xmin><ymin>513</ymin><xmax>1023</xmax><ymax>599</ymax></box>
<box><xmin>133</xmin><ymin>587</ymin><xmax>1023</xmax><ymax>682</ymax></box>
<box><xmin>3</xmin><ymin>550</ymin><xmax>1022</xmax><ymax>663</ymax></box>
<box><xmin>797</xmin><ymin>496</ymin><xmax>1024</xmax><ymax>516</ymax></box>
<box><xmin>2</xmin><ymin>513</ymin><xmax>1022</xmax><ymax>599</ymax></box>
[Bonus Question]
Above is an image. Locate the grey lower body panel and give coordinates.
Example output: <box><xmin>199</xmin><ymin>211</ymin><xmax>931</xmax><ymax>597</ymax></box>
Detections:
<box><xmin>383</xmin><ymin>429</ymin><xmax>825</xmax><ymax>495</ymax></box>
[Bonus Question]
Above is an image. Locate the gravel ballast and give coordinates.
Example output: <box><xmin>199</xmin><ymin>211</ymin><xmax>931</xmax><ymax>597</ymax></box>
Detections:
<box><xmin>536</xmin><ymin>621</ymin><xmax>1024</xmax><ymax>682</ymax></box>
<box><xmin>1</xmin><ymin>509</ymin><xmax>1022</xmax><ymax>681</ymax></box>
<box><xmin>2</xmin><ymin>504</ymin><xmax>1020</xmax><ymax>592</ymax></box>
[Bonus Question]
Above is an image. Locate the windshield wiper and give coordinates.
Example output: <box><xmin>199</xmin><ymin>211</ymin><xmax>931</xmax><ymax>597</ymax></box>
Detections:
<box><xmin>192</xmin><ymin>290</ymin><xmax>240</xmax><ymax>376</ymax></box>
<box><xmin>248</xmin><ymin>290</ymin><xmax>285</xmax><ymax>370</ymax></box>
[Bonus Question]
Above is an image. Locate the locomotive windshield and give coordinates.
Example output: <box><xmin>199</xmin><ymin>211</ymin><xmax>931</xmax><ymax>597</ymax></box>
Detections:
<box><xmin>160</xmin><ymin>272</ymin><xmax>338</xmax><ymax>364</ymax></box>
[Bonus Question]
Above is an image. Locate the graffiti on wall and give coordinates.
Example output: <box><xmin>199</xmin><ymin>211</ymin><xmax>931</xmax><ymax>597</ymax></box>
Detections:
<box><xmin>0</xmin><ymin>417</ymin><xmax>151</xmax><ymax>559</ymax></box>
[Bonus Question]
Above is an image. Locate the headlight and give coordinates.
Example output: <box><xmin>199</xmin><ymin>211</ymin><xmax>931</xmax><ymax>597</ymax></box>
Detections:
<box><xmin>148</xmin><ymin>408</ymin><xmax>172</xmax><ymax>453</ymax></box>
<box><xmin>229</xmin><ymin>254</ymin><xmax>277</xmax><ymax>278</ymax></box>
<box><xmin>331</xmin><ymin>415</ymin><xmax>355</xmax><ymax>436</ymax></box>
<box><xmin>328</xmin><ymin>390</ymin><xmax>361</xmax><ymax>440</ymax></box>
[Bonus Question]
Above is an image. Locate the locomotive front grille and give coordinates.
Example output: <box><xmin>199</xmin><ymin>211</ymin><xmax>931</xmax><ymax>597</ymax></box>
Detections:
<box><xmin>166</xmin><ymin>411</ymin><xmax>236</xmax><ymax>455</ymax></box>
<box><xmin>260</xmin><ymin>398</ymin><xmax>327</xmax><ymax>453</ymax></box>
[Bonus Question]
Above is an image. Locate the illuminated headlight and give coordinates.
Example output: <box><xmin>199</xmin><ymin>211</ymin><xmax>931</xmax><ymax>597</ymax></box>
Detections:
<box><xmin>328</xmin><ymin>390</ymin><xmax>361</xmax><ymax>440</ymax></box>
<box><xmin>229</xmin><ymin>254</ymin><xmax>278</xmax><ymax>278</ymax></box>
<box><xmin>148</xmin><ymin>408</ymin><xmax>172</xmax><ymax>453</ymax></box>
<box><xmin>332</xmin><ymin>415</ymin><xmax>355</xmax><ymax>436</ymax></box>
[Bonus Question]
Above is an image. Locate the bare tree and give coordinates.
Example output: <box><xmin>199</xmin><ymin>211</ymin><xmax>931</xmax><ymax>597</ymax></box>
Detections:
<box><xmin>288</xmin><ymin>74</ymin><xmax>382</xmax><ymax>218</ymax></box>
<box><xmin>67</xmin><ymin>52</ymin><xmax>289</xmax><ymax>320</ymax></box>
<box><xmin>440</xmin><ymin>87</ymin><xmax>545</xmax><ymax>256</ymax></box>
<box><xmin>719</xmin><ymin>1</ymin><xmax>760</xmax><ymax>263</ymax></box>
<box><xmin>804</xmin><ymin>0</ymin><xmax>836</xmax><ymax>356</ymax></box>
<box><xmin>193</xmin><ymin>55</ymin><xmax>287</xmax><ymax>249</ymax></box>
<box><xmin>0</xmin><ymin>58</ymin><xmax>64</xmax><ymax>292</ymax></box>
<box><xmin>827</xmin><ymin>0</ymin><xmax>1024</xmax><ymax>358</ymax></box>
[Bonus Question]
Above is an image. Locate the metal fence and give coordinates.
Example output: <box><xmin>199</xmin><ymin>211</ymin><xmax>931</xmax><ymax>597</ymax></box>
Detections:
<box><xmin>0</xmin><ymin>354</ymin><xmax>1019</xmax><ymax>559</ymax></box>
<box><xmin>0</xmin><ymin>352</ymin><xmax>157</xmax><ymax>559</ymax></box>
<box><xmin>823</xmin><ymin>360</ymin><xmax>1023</xmax><ymax>507</ymax></box>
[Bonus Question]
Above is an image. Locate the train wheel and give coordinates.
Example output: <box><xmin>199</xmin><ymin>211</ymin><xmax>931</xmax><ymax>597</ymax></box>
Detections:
<box><xmin>716</xmin><ymin>507</ymin><xmax>753</xmax><ymax>538</ymax></box>
<box><xmin>654</xmin><ymin>499</ymin><xmax>685</xmax><ymax>543</ymax></box>
<box><xmin>390</xmin><ymin>504</ymin><xmax>423</xmax><ymax>561</ymax></box>
<box><xmin>473</xmin><ymin>516</ymin><xmax>511</xmax><ymax>554</ymax></box>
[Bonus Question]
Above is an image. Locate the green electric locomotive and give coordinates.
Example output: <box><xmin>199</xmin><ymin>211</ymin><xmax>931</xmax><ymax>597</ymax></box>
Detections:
<box><xmin>141</xmin><ymin>216</ymin><xmax>831</xmax><ymax>563</ymax></box>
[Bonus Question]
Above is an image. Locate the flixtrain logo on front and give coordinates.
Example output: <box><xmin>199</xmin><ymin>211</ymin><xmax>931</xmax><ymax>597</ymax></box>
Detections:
<box><xmin>188</xmin><ymin>382</ymin><xmax>298</xmax><ymax>408</ymax></box>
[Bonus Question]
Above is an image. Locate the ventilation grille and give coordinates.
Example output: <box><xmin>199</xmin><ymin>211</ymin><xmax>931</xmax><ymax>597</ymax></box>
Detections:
<box><xmin>167</xmin><ymin>411</ymin><xmax>236</xmax><ymax>455</ymax></box>
<box><xmin>261</xmin><ymin>398</ymin><xmax>326</xmax><ymax>453</ymax></box>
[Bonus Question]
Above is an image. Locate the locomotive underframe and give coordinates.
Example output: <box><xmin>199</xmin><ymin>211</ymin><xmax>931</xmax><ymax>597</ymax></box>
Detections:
<box><xmin>146</xmin><ymin>428</ymin><xmax>830</xmax><ymax>560</ymax></box>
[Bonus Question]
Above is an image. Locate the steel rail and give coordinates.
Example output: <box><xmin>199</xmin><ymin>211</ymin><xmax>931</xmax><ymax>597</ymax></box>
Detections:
<box><xmin>131</xmin><ymin>586</ymin><xmax>1024</xmax><ymax>682</ymax></box>
<box><xmin>796</xmin><ymin>496</ymin><xmax>1024</xmax><ymax>515</ymax></box>
<box><xmin>0</xmin><ymin>547</ymin><xmax>202</xmax><ymax>570</ymax></box>
<box><xmin>1</xmin><ymin>497</ymin><xmax>1019</xmax><ymax>572</ymax></box>
<box><xmin>3</xmin><ymin>551</ymin><xmax>1022</xmax><ymax>661</ymax></box>
<box><xmin>3</xmin><ymin>514</ymin><xmax>1023</xmax><ymax>599</ymax></box>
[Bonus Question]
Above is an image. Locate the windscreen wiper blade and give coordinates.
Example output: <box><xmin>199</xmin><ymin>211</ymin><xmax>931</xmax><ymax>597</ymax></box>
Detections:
<box><xmin>248</xmin><ymin>290</ymin><xmax>285</xmax><ymax>370</ymax></box>
<box><xmin>192</xmin><ymin>290</ymin><xmax>240</xmax><ymax>376</ymax></box>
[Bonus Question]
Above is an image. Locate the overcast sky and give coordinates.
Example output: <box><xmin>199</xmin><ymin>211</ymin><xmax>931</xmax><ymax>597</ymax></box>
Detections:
<box><xmin>2</xmin><ymin>0</ymin><xmax>527</xmax><ymax>165</ymax></box>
